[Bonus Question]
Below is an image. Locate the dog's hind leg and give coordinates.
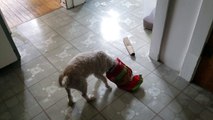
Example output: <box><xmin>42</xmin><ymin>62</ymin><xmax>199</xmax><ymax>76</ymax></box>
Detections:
<box><xmin>81</xmin><ymin>81</ymin><xmax>96</xmax><ymax>102</ymax></box>
<box><xmin>94</xmin><ymin>74</ymin><xmax>111</xmax><ymax>89</ymax></box>
<box><xmin>65</xmin><ymin>88</ymin><xmax>74</xmax><ymax>106</ymax></box>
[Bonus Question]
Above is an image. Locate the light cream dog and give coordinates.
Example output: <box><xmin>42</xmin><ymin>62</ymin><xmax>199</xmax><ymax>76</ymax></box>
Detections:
<box><xmin>59</xmin><ymin>51</ymin><xmax>115</xmax><ymax>106</ymax></box>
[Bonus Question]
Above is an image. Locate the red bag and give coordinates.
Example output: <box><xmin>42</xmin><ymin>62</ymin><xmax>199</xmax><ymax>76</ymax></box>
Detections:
<box><xmin>106</xmin><ymin>58</ymin><xmax>143</xmax><ymax>92</ymax></box>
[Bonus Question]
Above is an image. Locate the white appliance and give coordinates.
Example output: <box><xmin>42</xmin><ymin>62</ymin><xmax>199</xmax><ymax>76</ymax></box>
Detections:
<box><xmin>60</xmin><ymin>0</ymin><xmax>85</xmax><ymax>9</ymax></box>
<box><xmin>0</xmin><ymin>10</ymin><xmax>20</xmax><ymax>69</ymax></box>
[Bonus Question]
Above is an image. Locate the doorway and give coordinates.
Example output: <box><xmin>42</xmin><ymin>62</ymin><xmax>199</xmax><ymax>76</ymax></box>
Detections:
<box><xmin>0</xmin><ymin>0</ymin><xmax>61</xmax><ymax>28</ymax></box>
<box><xmin>192</xmin><ymin>27</ymin><xmax>213</xmax><ymax>93</ymax></box>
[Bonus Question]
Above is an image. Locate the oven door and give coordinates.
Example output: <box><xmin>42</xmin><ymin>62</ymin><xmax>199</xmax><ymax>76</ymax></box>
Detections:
<box><xmin>0</xmin><ymin>10</ymin><xmax>20</xmax><ymax>69</ymax></box>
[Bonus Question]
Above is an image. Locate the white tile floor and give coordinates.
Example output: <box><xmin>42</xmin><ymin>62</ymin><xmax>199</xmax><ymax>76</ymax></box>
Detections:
<box><xmin>1</xmin><ymin>0</ymin><xmax>213</xmax><ymax>120</ymax></box>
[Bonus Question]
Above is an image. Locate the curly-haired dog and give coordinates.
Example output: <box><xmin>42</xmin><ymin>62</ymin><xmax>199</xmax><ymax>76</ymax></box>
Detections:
<box><xmin>59</xmin><ymin>51</ymin><xmax>115</xmax><ymax>106</ymax></box>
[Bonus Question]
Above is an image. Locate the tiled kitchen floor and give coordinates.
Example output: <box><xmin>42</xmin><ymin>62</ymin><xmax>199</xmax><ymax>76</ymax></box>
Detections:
<box><xmin>1</xmin><ymin>0</ymin><xmax>213</xmax><ymax>120</ymax></box>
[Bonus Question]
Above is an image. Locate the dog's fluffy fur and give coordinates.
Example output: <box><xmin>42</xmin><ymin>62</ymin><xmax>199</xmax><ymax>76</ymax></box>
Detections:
<box><xmin>59</xmin><ymin>51</ymin><xmax>115</xmax><ymax>106</ymax></box>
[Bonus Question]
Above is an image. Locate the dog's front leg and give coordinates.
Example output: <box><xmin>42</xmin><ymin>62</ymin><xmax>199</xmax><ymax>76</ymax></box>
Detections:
<box><xmin>94</xmin><ymin>74</ymin><xmax>111</xmax><ymax>89</ymax></box>
<box><xmin>65</xmin><ymin>88</ymin><xmax>74</xmax><ymax>106</ymax></box>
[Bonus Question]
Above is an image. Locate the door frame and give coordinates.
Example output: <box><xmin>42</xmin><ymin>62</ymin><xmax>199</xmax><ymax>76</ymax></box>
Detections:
<box><xmin>150</xmin><ymin>0</ymin><xmax>213</xmax><ymax>82</ymax></box>
<box><xmin>179</xmin><ymin>0</ymin><xmax>213</xmax><ymax>82</ymax></box>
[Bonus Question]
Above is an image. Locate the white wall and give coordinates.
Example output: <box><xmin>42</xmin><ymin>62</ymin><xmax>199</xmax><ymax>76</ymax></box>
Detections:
<box><xmin>149</xmin><ymin>0</ymin><xmax>169</xmax><ymax>60</ymax></box>
<box><xmin>143</xmin><ymin>0</ymin><xmax>157</xmax><ymax>17</ymax></box>
<box><xmin>159</xmin><ymin>0</ymin><xmax>202</xmax><ymax>71</ymax></box>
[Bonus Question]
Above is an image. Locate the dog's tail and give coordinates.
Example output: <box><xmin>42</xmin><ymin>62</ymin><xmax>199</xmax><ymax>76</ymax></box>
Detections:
<box><xmin>58</xmin><ymin>73</ymin><xmax>67</xmax><ymax>87</ymax></box>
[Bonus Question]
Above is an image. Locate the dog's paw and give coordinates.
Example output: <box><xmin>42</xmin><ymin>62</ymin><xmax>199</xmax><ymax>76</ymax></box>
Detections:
<box><xmin>107</xmin><ymin>87</ymin><xmax>112</xmax><ymax>91</ymax></box>
<box><xmin>105</xmin><ymin>85</ymin><xmax>112</xmax><ymax>89</ymax></box>
<box><xmin>106</xmin><ymin>85</ymin><xmax>112</xmax><ymax>91</ymax></box>
<box><xmin>68</xmin><ymin>100</ymin><xmax>74</xmax><ymax>107</ymax></box>
<box><xmin>86</xmin><ymin>95</ymin><xmax>96</xmax><ymax>102</ymax></box>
